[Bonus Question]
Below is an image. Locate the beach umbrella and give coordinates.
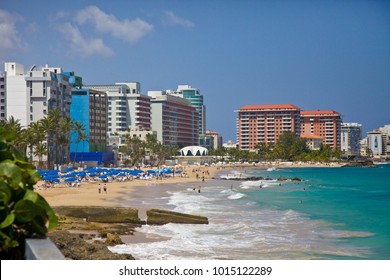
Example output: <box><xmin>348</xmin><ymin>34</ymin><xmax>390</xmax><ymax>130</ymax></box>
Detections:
<box><xmin>61</xmin><ymin>173</ymin><xmax>76</xmax><ymax>178</ymax></box>
<box><xmin>64</xmin><ymin>167</ymin><xmax>74</xmax><ymax>173</ymax></box>
<box><xmin>50</xmin><ymin>178</ymin><xmax>60</xmax><ymax>183</ymax></box>
<box><xmin>77</xmin><ymin>171</ymin><xmax>87</xmax><ymax>177</ymax></box>
<box><xmin>64</xmin><ymin>178</ymin><xmax>77</xmax><ymax>182</ymax></box>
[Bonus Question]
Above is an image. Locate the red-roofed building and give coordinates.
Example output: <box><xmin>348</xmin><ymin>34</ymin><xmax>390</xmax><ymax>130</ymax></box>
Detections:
<box><xmin>236</xmin><ymin>104</ymin><xmax>301</xmax><ymax>150</ymax></box>
<box><xmin>300</xmin><ymin>110</ymin><xmax>342</xmax><ymax>149</ymax></box>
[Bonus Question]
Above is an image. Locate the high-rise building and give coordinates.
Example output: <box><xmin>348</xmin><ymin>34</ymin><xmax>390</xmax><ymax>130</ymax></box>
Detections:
<box><xmin>26</xmin><ymin>64</ymin><xmax>72</xmax><ymax>124</ymax></box>
<box><xmin>70</xmin><ymin>88</ymin><xmax>108</xmax><ymax>153</ymax></box>
<box><xmin>4</xmin><ymin>62</ymin><xmax>72</xmax><ymax>127</ymax></box>
<box><xmin>236</xmin><ymin>104</ymin><xmax>301</xmax><ymax>150</ymax></box>
<box><xmin>340</xmin><ymin>123</ymin><xmax>362</xmax><ymax>156</ymax></box>
<box><xmin>170</xmin><ymin>85</ymin><xmax>206</xmax><ymax>137</ymax></box>
<box><xmin>365</xmin><ymin>125</ymin><xmax>390</xmax><ymax>158</ymax></box>
<box><xmin>4</xmin><ymin>62</ymin><xmax>28</xmax><ymax>126</ymax></box>
<box><xmin>3</xmin><ymin>62</ymin><xmax>73</xmax><ymax>167</ymax></box>
<box><xmin>367</xmin><ymin>130</ymin><xmax>385</xmax><ymax>157</ymax></box>
<box><xmin>85</xmin><ymin>82</ymin><xmax>151</xmax><ymax>136</ymax></box>
<box><xmin>300</xmin><ymin>110</ymin><xmax>342</xmax><ymax>149</ymax></box>
<box><xmin>148</xmin><ymin>91</ymin><xmax>199</xmax><ymax>147</ymax></box>
<box><xmin>200</xmin><ymin>130</ymin><xmax>223</xmax><ymax>150</ymax></box>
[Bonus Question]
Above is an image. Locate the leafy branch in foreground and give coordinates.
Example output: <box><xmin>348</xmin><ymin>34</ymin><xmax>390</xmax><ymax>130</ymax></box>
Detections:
<box><xmin>0</xmin><ymin>127</ymin><xmax>57</xmax><ymax>259</ymax></box>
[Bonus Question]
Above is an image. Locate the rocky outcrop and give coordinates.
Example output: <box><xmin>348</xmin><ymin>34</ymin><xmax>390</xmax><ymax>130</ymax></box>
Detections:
<box><xmin>53</xmin><ymin>206</ymin><xmax>144</xmax><ymax>224</ymax></box>
<box><xmin>146</xmin><ymin>209</ymin><xmax>209</xmax><ymax>225</ymax></box>
<box><xmin>342</xmin><ymin>159</ymin><xmax>374</xmax><ymax>167</ymax></box>
<box><xmin>49</xmin><ymin>230</ymin><xmax>134</xmax><ymax>260</ymax></box>
<box><xmin>49</xmin><ymin>206</ymin><xmax>209</xmax><ymax>260</ymax></box>
<box><xmin>105</xmin><ymin>233</ymin><xmax>123</xmax><ymax>246</ymax></box>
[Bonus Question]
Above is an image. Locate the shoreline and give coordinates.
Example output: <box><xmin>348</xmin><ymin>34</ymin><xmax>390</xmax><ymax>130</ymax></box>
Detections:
<box><xmin>37</xmin><ymin>162</ymin><xmax>345</xmax><ymax>208</ymax></box>
<box><xmin>37</xmin><ymin>162</ymin><xmax>345</xmax><ymax>246</ymax></box>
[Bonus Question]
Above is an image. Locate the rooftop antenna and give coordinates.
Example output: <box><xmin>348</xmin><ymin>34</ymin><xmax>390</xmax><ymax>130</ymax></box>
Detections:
<box><xmin>29</xmin><ymin>64</ymin><xmax>36</xmax><ymax>71</ymax></box>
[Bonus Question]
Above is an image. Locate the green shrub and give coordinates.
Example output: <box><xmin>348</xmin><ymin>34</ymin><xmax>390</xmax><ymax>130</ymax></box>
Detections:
<box><xmin>0</xmin><ymin>127</ymin><xmax>57</xmax><ymax>259</ymax></box>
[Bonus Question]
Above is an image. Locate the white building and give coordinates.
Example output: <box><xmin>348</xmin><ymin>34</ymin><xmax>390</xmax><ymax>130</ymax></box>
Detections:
<box><xmin>301</xmin><ymin>134</ymin><xmax>324</xmax><ymax>150</ymax></box>
<box><xmin>4</xmin><ymin>62</ymin><xmax>72</xmax><ymax>127</ymax></box>
<box><xmin>365</xmin><ymin>125</ymin><xmax>390</xmax><ymax>158</ymax></box>
<box><xmin>379</xmin><ymin>124</ymin><xmax>390</xmax><ymax>156</ymax></box>
<box><xmin>367</xmin><ymin>130</ymin><xmax>384</xmax><ymax>158</ymax></box>
<box><xmin>3</xmin><ymin>62</ymin><xmax>72</xmax><ymax>166</ymax></box>
<box><xmin>340</xmin><ymin>123</ymin><xmax>362</xmax><ymax>156</ymax></box>
<box><xmin>4</xmin><ymin>62</ymin><xmax>28</xmax><ymax>126</ymax></box>
<box><xmin>223</xmin><ymin>140</ymin><xmax>237</xmax><ymax>149</ymax></box>
<box><xmin>85</xmin><ymin>82</ymin><xmax>152</xmax><ymax>136</ymax></box>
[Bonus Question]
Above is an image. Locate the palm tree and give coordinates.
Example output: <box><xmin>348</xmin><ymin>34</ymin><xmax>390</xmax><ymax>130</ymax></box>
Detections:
<box><xmin>39</xmin><ymin>117</ymin><xmax>55</xmax><ymax>169</ymax></box>
<box><xmin>34</xmin><ymin>142</ymin><xmax>47</xmax><ymax>169</ymax></box>
<box><xmin>25</xmin><ymin>121</ymin><xmax>44</xmax><ymax>162</ymax></box>
<box><xmin>0</xmin><ymin>116</ymin><xmax>25</xmax><ymax>153</ymax></box>
<box><xmin>71</xmin><ymin>121</ymin><xmax>85</xmax><ymax>162</ymax></box>
<box><xmin>56</xmin><ymin>116</ymin><xmax>73</xmax><ymax>165</ymax></box>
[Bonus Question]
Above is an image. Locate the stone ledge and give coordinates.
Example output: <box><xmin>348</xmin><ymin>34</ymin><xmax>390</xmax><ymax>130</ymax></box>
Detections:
<box><xmin>25</xmin><ymin>238</ymin><xmax>66</xmax><ymax>260</ymax></box>
<box><xmin>146</xmin><ymin>209</ymin><xmax>209</xmax><ymax>225</ymax></box>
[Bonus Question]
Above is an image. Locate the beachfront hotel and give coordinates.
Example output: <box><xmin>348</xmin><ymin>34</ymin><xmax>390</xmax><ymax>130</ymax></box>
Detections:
<box><xmin>1</xmin><ymin>62</ymin><xmax>73</xmax><ymax>165</ymax></box>
<box><xmin>2</xmin><ymin>62</ymin><xmax>72</xmax><ymax>127</ymax></box>
<box><xmin>340</xmin><ymin>122</ymin><xmax>362</xmax><ymax>156</ymax></box>
<box><xmin>200</xmin><ymin>130</ymin><xmax>223</xmax><ymax>150</ymax></box>
<box><xmin>70</xmin><ymin>88</ymin><xmax>108</xmax><ymax>153</ymax></box>
<box><xmin>85</xmin><ymin>82</ymin><xmax>152</xmax><ymax>136</ymax></box>
<box><xmin>300</xmin><ymin>110</ymin><xmax>342</xmax><ymax>149</ymax></box>
<box><xmin>236</xmin><ymin>104</ymin><xmax>301</xmax><ymax>150</ymax></box>
<box><xmin>170</xmin><ymin>85</ymin><xmax>206</xmax><ymax>138</ymax></box>
<box><xmin>148</xmin><ymin>90</ymin><xmax>199</xmax><ymax>147</ymax></box>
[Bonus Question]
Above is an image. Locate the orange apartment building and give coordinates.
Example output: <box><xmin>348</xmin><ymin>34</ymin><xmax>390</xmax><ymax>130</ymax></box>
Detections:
<box><xmin>236</xmin><ymin>104</ymin><xmax>301</xmax><ymax>150</ymax></box>
<box><xmin>300</xmin><ymin>110</ymin><xmax>342</xmax><ymax>149</ymax></box>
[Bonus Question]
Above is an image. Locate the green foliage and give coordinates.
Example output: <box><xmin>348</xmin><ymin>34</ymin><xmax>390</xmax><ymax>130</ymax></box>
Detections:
<box><xmin>213</xmin><ymin>132</ymin><xmax>341</xmax><ymax>163</ymax></box>
<box><xmin>0</xmin><ymin>127</ymin><xmax>57</xmax><ymax>259</ymax></box>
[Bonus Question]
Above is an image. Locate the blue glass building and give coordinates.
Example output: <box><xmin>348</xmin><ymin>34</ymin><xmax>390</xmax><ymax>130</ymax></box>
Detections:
<box><xmin>70</xmin><ymin>88</ymin><xmax>108</xmax><ymax>153</ymax></box>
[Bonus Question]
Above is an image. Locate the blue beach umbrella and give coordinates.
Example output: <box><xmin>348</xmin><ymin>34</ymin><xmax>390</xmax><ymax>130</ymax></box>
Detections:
<box><xmin>77</xmin><ymin>172</ymin><xmax>87</xmax><ymax>177</ymax></box>
<box><xmin>61</xmin><ymin>173</ymin><xmax>76</xmax><ymax>178</ymax></box>
<box><xmin>64</xmin><ymin>178</ymin><xmax>77</xmax><ymax>182</ymax></box>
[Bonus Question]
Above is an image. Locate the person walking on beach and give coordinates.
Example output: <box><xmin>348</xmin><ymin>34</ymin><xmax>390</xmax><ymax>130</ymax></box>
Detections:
<box><xmin>103</xmin><ymin>184</ymin><xmax>107</xmax><ymax>193</ymax></box>
<box><xmin>98</xmin><ymin>184</ymin><xmax>101</xmax><ymax>194</ymax></box>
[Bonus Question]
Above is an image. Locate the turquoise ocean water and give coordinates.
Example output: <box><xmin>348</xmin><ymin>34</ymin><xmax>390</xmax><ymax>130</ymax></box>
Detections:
<box><xmin>111</xmin><ymin>164</ymin><xmax>390</xmax><ymax>260</ymax></box>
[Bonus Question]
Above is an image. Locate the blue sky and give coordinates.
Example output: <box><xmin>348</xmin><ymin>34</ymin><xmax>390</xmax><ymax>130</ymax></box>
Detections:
<box><xmin>1</xmin><ymin>0</ymin><xmax>389</xmax><ymax>141</ymax></box>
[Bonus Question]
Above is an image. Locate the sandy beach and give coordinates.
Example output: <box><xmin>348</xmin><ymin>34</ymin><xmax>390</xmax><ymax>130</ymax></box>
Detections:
<box><xmin>36</xmin><ymin>165</ymin><xmax>219</xmax><ymax>210</ymax></box>
<box><xmin>37</xmin><ymin>161</ymin><xmax>344</xmax><ymax>210</ymax></box>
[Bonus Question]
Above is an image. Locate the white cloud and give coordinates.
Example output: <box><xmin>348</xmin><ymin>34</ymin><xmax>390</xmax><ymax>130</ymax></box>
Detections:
<box><xmin>59</xmin><ymin>23</ymin><xmax>114</xmax><ymax>58</ymax></box>
<box><xmin>163</xmin><ymin>11</ymin><xmax>194</xmax><ymax>28</ymax></box>
<box><xmin>0</xmin><ymin>9</ymin><xmax>27</xmax><ymax>50</ymax></box>
<box><xmin>75</xmin><ymin>5</ymin><xmax>153</xmax><ymax>44</ymax></box>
